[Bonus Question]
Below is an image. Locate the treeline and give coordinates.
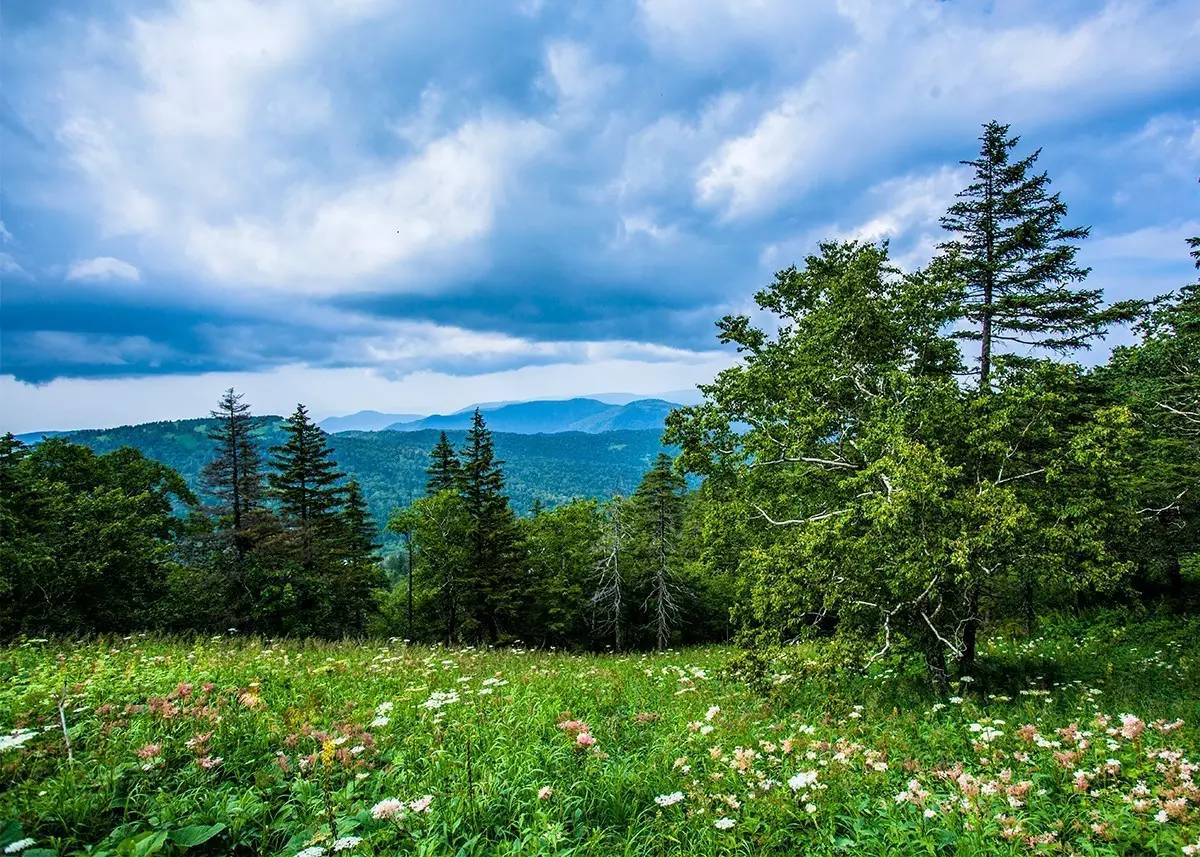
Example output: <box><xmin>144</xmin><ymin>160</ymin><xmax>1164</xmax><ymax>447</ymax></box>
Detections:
<box><xmin>1</xmin><ymin>120</ymin><xmax>1196</xmax><ymax>664</ymax></box>
<box><xmin>0</xmin><ymin>396</ymin><xmax>726</xmax><ymax>646</ymax></box>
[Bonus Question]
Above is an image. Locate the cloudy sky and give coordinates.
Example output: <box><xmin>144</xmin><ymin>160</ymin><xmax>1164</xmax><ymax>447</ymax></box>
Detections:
<box><xmin>2</xmin><ymin>0</ymin><xmax>1198</xmax><ymax>432</ymax></box>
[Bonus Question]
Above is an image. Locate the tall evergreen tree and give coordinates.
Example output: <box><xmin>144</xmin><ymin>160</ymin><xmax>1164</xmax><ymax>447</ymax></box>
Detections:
<box><xmin>426</xmin><ymin>431</ymin><xmax>462</xmax><ymax>495</ymax></box>
<box><xmin>591</xmin><ymin>495</ymin><xmax>629</xmax><ymax>650</ymax></box>
<box><xmin>632</xmin><ymin>453</ymin><xmax>686</xmax><ymax>650</ymax></box>
<box><xmin>202</xmin><ymin>388</ymin><xmax>264</xmax><ymax>561</ymax></box>
<box><xmin>940</xmin><ymin>121</ymin><xmax>1111</xmax><ymax>388</ymax></box>
<box><xmin>268</xmin><ymin>404</ymin><xmax>346</xmax><ymax>565</ymax></box>
<box><xmin>458</xmin><ymin>409</ymin><xmax>524</xmax><ymax>642</ymax></box>
<box><xmin>340</xmin><ymin>478</ymin><xmax>378</xmax><ymax>562</ymax></box>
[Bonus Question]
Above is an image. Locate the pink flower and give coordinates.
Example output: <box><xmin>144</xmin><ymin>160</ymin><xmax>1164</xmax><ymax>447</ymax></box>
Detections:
<box><xmin>575</xmin><ymin>732</ymin><xmax>597</xmax><ymax>748</ymax></box>
<box><xmin>1119</xmin><ymin>714</ymin><xmax>1145</xmax><ymax>741</ymax></box>
<box><xmin>409</xmin><ymin>795</ymin><xmax>434</xmax><ymax>814</ymax></box>
<box><xmin>371</xmin><ymin>798</ymin><xmax>405</xmax><ymax>820</ymax></box>
<box><xmin>538</xmin><ymin>786</ymin><xmax>554</xmax><ymax>800</ymax></box>
<box><xmin>136</xmin><ymin>743</ymin><xmax>162</xmax><ymax>760</ymax></box>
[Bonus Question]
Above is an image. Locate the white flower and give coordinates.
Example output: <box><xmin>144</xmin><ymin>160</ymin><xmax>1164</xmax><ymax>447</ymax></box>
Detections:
<box><xmin>789</xmin><ymin>770</ymin><xmax>819</xmax><ymax>791</ymax></box>
<box><xmin>295</xmin><ymin>849</ymin><xmax>325</xmax><ymax>857</ymax></box>
<box><xmin>332</xmin><ymin>836</ymin><xmax>362</xmax><ymax>851</ymax></box>
<box><xmin>655</xmin><ymin>791</ymin><xmax>685</xmax><ymax>807</ymax></box>
<box><xmin>705</xmin><ymin>706</ymin><xmax>720</xmax><ymax>721</ymax></box>
<box><xmin>923</xmin><ymin>808</ymin><xmax>937</xmax><ymax>818</ymax></box>
<box><xmin>949</xmin><ymin>696</ymin><xmax>964</xmax><ymax>704</ymax></box>
<box><xmin>421</xmin><ymin>691</ymin><xmax>460</xmax><ymax>710</ymax></box>
<box><xmin>804</xmin><ymin>802</ymin><xmax>817</xmax><ymax>814</ymax></box>
<box><xmin>1155</xmin><ymin>809</ymin><xmax>1169</xmax><ymax>824</ymax></box>
<box><xmin>5</xmin><ymin>839</ymin><xmax>36</xmax><ymax>854</ymax></box>
<box><xmin>371</xmin><ymin>798</ymin><xmax>405</xmax><ymax>820</ymax></box>
<box><xmin>370</xmin><ymin>716</ymin><xmax>390</xmax><ymax>728</ymax></box>
<box><xmin>714</xmin><ymin>817</ymin><xmax>736</xmax><ymax>830</ymax></box>
<box><xmin>409</xmin><ymin>795</ymin><xmax>434</xmax><ymax>814</ymax></box>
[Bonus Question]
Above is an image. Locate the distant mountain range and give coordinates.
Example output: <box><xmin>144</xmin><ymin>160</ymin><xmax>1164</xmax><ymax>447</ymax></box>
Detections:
<box><xmin>318</xmin><ymin>410</ymin><xmax>424</xmax><ymax>432</ymax></box>
<box><xmin>18</xmin><ymin>417</ymin><xmax>676</xmax><ymax>543</ymax></box>
<box><xmin>384</xmin><ymin>397</ymin><xmax>679</xmax><ymax>434</ymax></box>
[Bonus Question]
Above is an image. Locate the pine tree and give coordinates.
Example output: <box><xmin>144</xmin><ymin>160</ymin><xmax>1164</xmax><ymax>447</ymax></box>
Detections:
<box><xmin>632</xmin><ymin>453</ymin><xmax>686</xmax><ymax>650</ymax></box>
<box><xmin>340</xmin><ymin>478</ymin><xmax>378</xmax><ymax>562</ymax></box>
<box><xmin>268</xmin><ymin>404</ymin><xmax>346</xmax><ymax>565</ymax></box>
<box><xmin>940</xmin><ymin>121</ymin><xmax>1115</xmax><ymax>388</ymax></box>
<box><xmin>425</xmin><ymin>431</ymin><xmax>461</xmax><ymax>495</ymax></box>
<box><xmin>202</xmin><ymin>388</ymin><xmax>264</xmax><ymax>561</ymax></box>
<box><xmin>458</xmin><ymin>409</ymin><xmax>523</xmax><ymax>642</ymax></box>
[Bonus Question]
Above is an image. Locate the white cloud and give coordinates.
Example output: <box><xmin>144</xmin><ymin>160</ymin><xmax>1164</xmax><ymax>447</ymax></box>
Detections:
<box><xmin>53</xmin><ymin>0</ymin><xmax>547</xmax><ymax>293</ymax></box>
<box><xmin>182</xmin><ymin>116</ymin><xmax>548</xmax><ymax>290</ymax></box>
<box><xmin>761</xmin><ymin>166</ymin><xmax>967</xmax><ymax>271</ymax></box>
<box><xmin>696</xmin><ymin>1</ymin><xmax>1200</xmax><ymax>219</ymax></box>
<box><xmin>66</xmin><ymin>256</ymin><xmax>142</xmax><ymax>283</ymax></box>
<box><xmin>1087</xmin><ymin>221</ymin><xmax>1200</xmax><ymax>263</ymax></box>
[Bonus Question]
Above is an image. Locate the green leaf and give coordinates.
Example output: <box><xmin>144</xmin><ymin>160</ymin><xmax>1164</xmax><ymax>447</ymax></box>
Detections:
<box><xmin>168</xmin><ymin>824</ymin><xmax>226</xmax><ymax>848</ymax></box>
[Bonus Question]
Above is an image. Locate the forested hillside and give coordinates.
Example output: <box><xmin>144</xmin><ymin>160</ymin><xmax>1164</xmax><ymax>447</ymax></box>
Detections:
<box><xmin>19</xmin><ymin>419</ymin><xmax>672</xmax><ymax>536</ymax></box>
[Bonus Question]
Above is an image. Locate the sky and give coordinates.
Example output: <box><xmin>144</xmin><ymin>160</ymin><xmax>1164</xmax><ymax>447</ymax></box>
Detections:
<box><xmin>1</xmin><ymin>0</ymin><xmax>1198</xmax><ymax>433</ymax></box>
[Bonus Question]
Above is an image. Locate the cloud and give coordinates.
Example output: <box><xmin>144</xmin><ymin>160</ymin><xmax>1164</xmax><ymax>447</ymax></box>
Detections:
<box><xmin>66</xmin><ymin>256</ymin><xmax>141</xmax><ymax>283</ymax></box>
<box><xmin>696</xmin><ymin>1</ymin><xmax>1200</xmax><ymax>219</ymax></box>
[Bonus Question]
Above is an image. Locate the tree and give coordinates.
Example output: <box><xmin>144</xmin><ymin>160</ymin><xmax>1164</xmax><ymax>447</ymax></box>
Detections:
<box><xmin>940</xmin><ymin>121</ymin><xmax>1119</xmax><ymax>388</ymax></box>
<box><xmin>202</xmin><ymin>388</ymin><xmax>265</xmax><ymax>560</ymax></box>
<box><xmin>666</xmin><ymin>241</ymin><xmax>1134</xmax><ymax>687</ymax></box>
<box><xmin>426</xmin><ymin>431</ymin><xmax>462</xmax><ymax>494</ymax></box>
<box><xmin>268</xmin><ymin>404</ymin><xmax>346</xmax><ymax>566</ymax></box>
<box><xmin>340</xmin><ymin>478</ymin><xmax>379</xmax><ymax>562</ymax></box>
<box><xmin>591</xmin><ymin>495</ymin><xmax>630</xmax><ymax>650</ymax></box>
<box><xmin>388</xmin><ymin>491</ymin><xmax>471</xmax><ymax>643</ymax></box>
<box><xmin>631</xmin><ymin>453</ymin><xmax>687</xmax><ymax>650</ymax></box>
<box><xmin>458</xmin><ymin>410</ymin><xmax>525</xmax><ymax>642</ymax></box>
<box><xmin>522</xmin><ymin>499</ymin><xmax>601</xmax><ymax>647</ymax></box>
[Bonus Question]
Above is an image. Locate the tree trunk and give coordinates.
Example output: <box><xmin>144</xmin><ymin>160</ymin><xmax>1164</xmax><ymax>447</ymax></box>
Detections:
<box><xmin>960</xmin><ymin>586</ymin><xmax>979</xmax><ymax>676</ymax></box>
<box><xmin>925</xmin><ymin>644</ymin><xmax>949</xmax><ymax>696</ymax></box>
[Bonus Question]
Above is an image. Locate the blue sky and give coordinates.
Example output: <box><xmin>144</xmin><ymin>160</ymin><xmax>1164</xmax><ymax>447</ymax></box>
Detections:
<box><xmin>1</xmin><ymin>0</ymin><xmax>1198</xmax><ymax>432</ymax></box>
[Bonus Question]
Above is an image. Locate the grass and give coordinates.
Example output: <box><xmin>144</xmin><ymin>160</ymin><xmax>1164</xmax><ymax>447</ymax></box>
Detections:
<box><xmin>2</xmin><ymin>611</ymin><xmax>1199</xmax><ymax>855</ymax></box>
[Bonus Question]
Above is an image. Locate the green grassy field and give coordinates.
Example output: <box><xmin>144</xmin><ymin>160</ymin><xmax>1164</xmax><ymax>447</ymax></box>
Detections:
<box><xmin>2</xmin><ymin>613</ymin><xmax>1199</xmax><ymax>856</ymax></box>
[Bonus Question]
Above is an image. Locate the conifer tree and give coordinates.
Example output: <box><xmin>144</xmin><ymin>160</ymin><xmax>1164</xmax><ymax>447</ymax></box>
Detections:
<box><xmin>632</xmin><ymin>453</ymin><xmax>686</xmax><ymax>650</ymax></box>
<box><xmin>458</xmin><ymin>409</ymin><xmax>523</xmax><ymax>642</ymax></box>
<box><xmin>340</xmin><ymin>478</ymin><xmax>378</xmax><ymax>562</ymax></box>
<box><xmin>268</xmin><ymin>404</ymin><xmax>346</xmax><ymax>565</ymax></box>
<box><xmin>591</xmin><ymin>494</ymin><xmax>629</xmax><ymax>650</ymax></box>
<box><xmin>940</xmin><ymin>121</ymin><xmax>1115</xmax><ymax>387</ymax></box>
<box><xmin>425</xmin><ymin>431</ymin><xmax>461</xmax><ymax>495</ymax></box>
<box><xmin>202</xmin><ymin>388</ymin><xmax>264</xmax><ymax>560</ymax></box>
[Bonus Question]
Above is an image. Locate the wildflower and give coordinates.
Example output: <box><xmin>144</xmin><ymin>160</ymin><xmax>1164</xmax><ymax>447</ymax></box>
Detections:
<box><xmin>700</xmin><ymin>724</ymin><xmax>714</xmax><ymax>735</ymax></box>
<box><xmin>804</xmin><ymin>802</ymin><xmax>817</xmax><ymax>814</ymax></box>
<box><xmin>1155</xmin><ymin>809</ymin><xmax>1169</xmax><ymax>824</ymax></box>
<box><xmin>370</xmin><ymin>716</ymin><xmax>390</xmax><ymax>728</ymax></box>
<box><xmin>1119</xmin><ymin>714</ymin><xmax>1146</xmax><ymax>741</ymax></box>
<box><xmin>371</xmin><ymin>798</ymin><xmax>405</xmax><ymax>820</ymax></box>
<box><xmin>949</xmin><ymin>696</ymin><xmax>964</xmax><ymax>704</ymax></box>
<box><xmin>714</xmin><ymin>817</ymin><xmax>736</xmax><ymax>830</ymax></box>
<box><xmin>923</xmin><ymin>808</ymin><xmax>937</xmax><ymax>818</ymax></box>
<box><xmin>331</xmin><ymin>836</ymin><xmax>362</xmax><ymax>851</ymax></box>
<box><xmin>409</xmin><ymin>795</ymin><xmax>434</xmax><ymax>813</ymax></box>
<box><xmin>655</xmin><ymin>791</ymin><xmax>685</xmax><ymax>807</ymax></box>
<box><xmin>705</xmin><ymin>706</ymin><xmax>720</xmax><ymax>721</ymax></box>
<box><xmin>295</xmin><ymin>849</ymin><xmax>325</xmax><ymax>857</ymax></box>
<box><xmin>136</xmin><ymin>743</ymin><xmax>162</xmax><ymax>760</ymax></box>
<box><xmin>576</xmin><ymin>732</ymin><xmax>597</xmax><ymax>748</ymax></box>
<box><xmin>538</xmin><ymin>786</ymin><xmax>554</xmax><ymax>800</ymax></box>
<box><xmin>788</xmin><ymin>770</ymin><xmax>819</xmax><ymax>791</ymax></box>
<box><xmin>197</xmin><ymin>755</ymin><xmax>223</xmax><ymax>769</ymax></box>
<box><xmin>5</xmin><ymin>839</ymin><xmax>35</xmax><ymax>854</ymax></box>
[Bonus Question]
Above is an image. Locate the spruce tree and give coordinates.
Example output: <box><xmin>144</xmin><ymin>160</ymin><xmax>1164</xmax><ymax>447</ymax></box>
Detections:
<box><xmin>631</xmin><ymin>453</ymin><xmax>686</xmax><ymax>650</ymax></box>
<box><xmin>202</xmin><ymin>388</ymin><xmax>264</xmax><ymax>561</ymax></box>
<box><xmin>425</xmin><ymin>431</ymin><xmax>461</xmax><ymax>494</ymax></box>
<box><xmin>940</xmin><ymin>121</ymin><xmax>1109</xmax><ymax>388</ymax></box>
<box><xmin>268</xmin><ymin>404</ymin><xmax>345</xmax><ymax>565</ymax></box>
<box><xmin>340</xmin><ymin>478</ymin><xmax>378</xmax><ymax>562</ymax></box>
<box><xmin>458</xmin><ymin>409</ymin><xmax>523</xmax><ymax>642</ymax></box>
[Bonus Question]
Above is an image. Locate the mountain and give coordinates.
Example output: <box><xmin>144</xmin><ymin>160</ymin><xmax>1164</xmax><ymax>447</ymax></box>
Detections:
<box><xmin>319</xmin><ymin>410</ymin><xmax>423</xmax><ymax>432</ymax></box>
<box><xmin>29</xmin><ymin>417</ymin><xmax>674</xmax><ymax>545</ymax></box>
<box><xmin>387</xmin><ymin>397</ymin><xmax>677</xmax><ymax>433</ymax></box>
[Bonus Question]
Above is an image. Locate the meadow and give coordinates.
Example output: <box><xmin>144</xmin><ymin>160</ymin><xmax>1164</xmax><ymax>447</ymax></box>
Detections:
<box><xmin>2</xmin><ymin>612</ymin><xmax>1199</xmax><ymax>856</ymax></box>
